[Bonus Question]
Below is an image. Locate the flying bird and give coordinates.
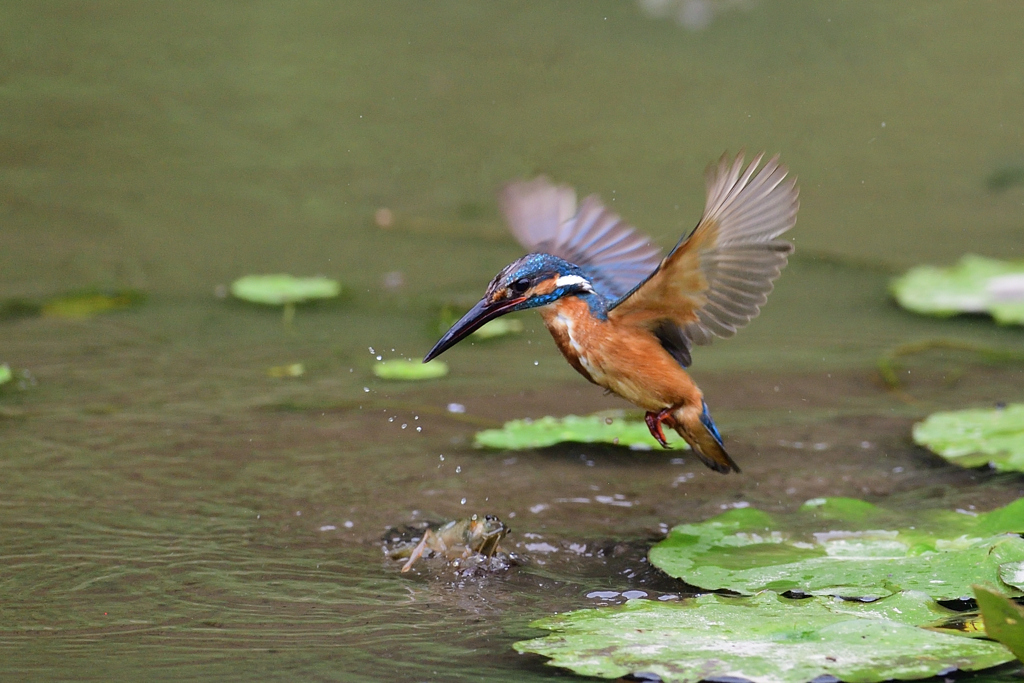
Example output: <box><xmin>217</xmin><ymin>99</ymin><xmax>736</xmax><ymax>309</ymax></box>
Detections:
<box><xmin>424</xmin><ymin>152</ymin><xmax>799</xmax><ymax>473</ymax></box>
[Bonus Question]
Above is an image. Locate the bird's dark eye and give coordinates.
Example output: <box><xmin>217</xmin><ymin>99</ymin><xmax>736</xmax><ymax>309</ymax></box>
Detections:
<box><xmin>510</xmin><ymin>277</ymin><xmax>530</xmax><ymax>295</ymax></box>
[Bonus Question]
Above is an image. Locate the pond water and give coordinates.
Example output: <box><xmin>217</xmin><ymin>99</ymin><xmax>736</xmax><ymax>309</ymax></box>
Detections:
<box><xmin>2</xmin><ymin>2</ymin><xmax>1023</xmax><ymax>681</ymax></box>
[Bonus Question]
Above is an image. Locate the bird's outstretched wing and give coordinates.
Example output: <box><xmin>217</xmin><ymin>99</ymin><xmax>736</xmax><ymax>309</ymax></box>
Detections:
<box><xmin>499</xmin><ymin>177</ymin><xmax>663</xmax><ymax>301</ymax></box>
<box><xmin>608</xmin><ymin>152</ymin><xmax>799</xmax><ymax>360</ymax></box>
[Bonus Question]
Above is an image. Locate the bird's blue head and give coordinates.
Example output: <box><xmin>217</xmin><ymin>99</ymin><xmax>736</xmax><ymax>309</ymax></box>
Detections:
<box><xmin>424</xmin><ymin>253</ymin><xmax>600</xmax><ymax>362</ymax></box>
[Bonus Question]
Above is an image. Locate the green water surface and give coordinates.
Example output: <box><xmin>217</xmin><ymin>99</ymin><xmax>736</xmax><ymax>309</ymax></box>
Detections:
<box><xmin>2</xmin><ymin>2</ymin><xmax>1024</xmax><ymax>681</ymax></box>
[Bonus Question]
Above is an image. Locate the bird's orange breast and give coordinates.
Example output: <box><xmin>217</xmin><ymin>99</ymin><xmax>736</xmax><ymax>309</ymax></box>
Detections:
<box><xmin>538</xmin><ymin>297</ymin><xmax>703</xmax><ymax>412</ymax></box>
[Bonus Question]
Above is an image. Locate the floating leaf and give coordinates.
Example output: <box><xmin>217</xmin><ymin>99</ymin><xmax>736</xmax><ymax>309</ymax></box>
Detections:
<box><xmin>230</xmin><ymin>274</ymin><xmax>341</xmax><ymax>305</ymax></box>
<box><xmin>515</xmin><ymin>592</ymin><xmax>1013</xmax><ymax>683</ymax></box>
<box><xmin>41</xmin><ymin>290</ymin><xmax>146</xmax><ymax>319</ymax></box>
<box><xmin>472</xmin><ymin>318</ymin><xmax>523</xmax><ymax>340</ymax></box>
<box><xmin>267</xmin><ymin>363</ymin><xmax>304</xmax><ymax>378</ymax></box>
<box><xmin>230</xmin><ymin>274</ymin><xmax>341</xmax><ymax>324</ymax></box>
<box><xmin>373</xmin><ymin>359</ymin><xmax>448</xmax><ymax>381</ymax></box>
<box><xmin>436</xmin><ymin>304</ymin><xmax>523</xmax><ymax>340</ymax></box>
<box><xmin>890</xmin><ymin>255</ymin><xmax>1024</xmax><ymax>324</ymax></box>
<box><xmin>913</xmin><ymin>404</ymin><xmax>1024</xmax><ymax>471</ymax></box>
<box><xmin>474</xmin><ymin>414</ymin><xmax>687</xmax><ymax>450</ymax></box>
<box><xmin>0</xmin><ymin>364</ymin><xmax>11</xmax><ymax>385</ymax></box>
<box><xmin>648</xmin><ymin>498</ymin><xmax>1024</xmax><ymax>599</ymax></box>
<box><xmin>975</xmin><ymin>584</ymin><xmax>1024</xmax><ymax>661</ymax></box>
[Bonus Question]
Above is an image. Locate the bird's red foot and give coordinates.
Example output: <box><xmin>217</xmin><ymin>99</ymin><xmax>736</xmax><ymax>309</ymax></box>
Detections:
<box><xmin>645</xmin><ymin>408</ymin><xmax>674</xmax><ymax>448</ymax></box>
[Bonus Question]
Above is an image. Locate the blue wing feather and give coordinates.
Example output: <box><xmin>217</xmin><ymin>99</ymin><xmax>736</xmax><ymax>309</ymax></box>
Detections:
<box><xmin>499</xmin><ymin>178</ymin><xmax>663</xmax><ymax>301</ymax></box>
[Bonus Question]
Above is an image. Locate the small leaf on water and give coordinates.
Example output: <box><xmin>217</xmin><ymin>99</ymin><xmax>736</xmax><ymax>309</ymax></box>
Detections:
<box><xmin>913</xmin><ymin>404</ymin><xmax>1024</xmax><ymax>472</ymax></box>
<box><xmin>515</xmin><ymin>592</ymin><xmax>1013</xmax><ymax>683</ymax></box>
<box><xmin>267</xmin><ymin>363</ymin><xmax>304</xmax><ymax>378</ymax></box>
<box><xmin>0</xmin><ymin>364</ymin><xmax>11</xmax><ymax>385</ymax></box>
<box><xmin>890</xmin><ymin>254</ymin><xmax>1024</xmax><ymax>325</ymax></box>
<box><xmin>373</xmin><ymin>359</ymin><xmax>448</xmax><ymax>381</ymax></box>
<box><xmin>474</xmin><ymin>414</ymin><xmax>688</xmax><ymax>450</ymax></box>
<box><xmin>472</xmin><ymin>317</ymin><xmax>523</xmax><ymax>339</ymax></box>
<box><xmin>649</xmin><ymin>498</ymin><xmax>1024</xmax><ymax>599</ymax></box>
<box><xmin>230</xmin><ymin>274</ymin><xmax>341</xmax><ymax>305</ymax></box>
<box><xmin>41</xmin><ymin>290</ymin><xmax>146</xmax><ymax>319</ymax></box>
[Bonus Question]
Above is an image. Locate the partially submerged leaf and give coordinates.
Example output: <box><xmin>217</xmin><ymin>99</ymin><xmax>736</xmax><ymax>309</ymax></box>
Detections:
<box><xmin>890</xmin><ymin>255</ymin><xmax>1024</xmax><ymax>324</ymax></box>
<box><xmin>373</xmin><ymin>359</ymin><xmax>448</xmax><ymax>380</ymax></box>
<box><xmin>913</xmin><ymin>404</ymin><xmax>1024</xmax><ymax>472</ymax></box>
<box><xmin>515</xmin><ymin>592</ymin><xmax>1013</xmax><ymax>683</ymax></box>
<box><xmin>230</xmin><ymin>274</ymin><xmax>341</xmax><ymax>305</ymax></box>
<box><xmin>474</xmin><ymin>414</ymin><xmax>687</xmax><ymax>450</ymax></box>
<box><xmin>975</xmin><ymin>584</ymin><xmax>1024</xmax><ymax>661</ymax></box>
<box><xmin>649</xmin><ymin>498</ymin><xmax>1024</xmax><ymax>599</ymax></box>
<box><xmin>41</xmin><ymin>290</ymin><xmax>146</xmax><ymax>319</ymax></box>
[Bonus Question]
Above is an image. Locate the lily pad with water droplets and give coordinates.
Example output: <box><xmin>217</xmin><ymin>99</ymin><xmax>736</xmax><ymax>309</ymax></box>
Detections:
<box><xmin>515</xmin><ymin>591</ymin><xmax>1013</xmax><ymax>683</ymax></box>
<box><xmin>648</xmin><ymin>498</ymin><xmax>1024</xmax><ymax>600</ymax></box>
<box><xmin>474</xmin><ymin>414</ymin><xmax>687</xmax><ymax>450</ymax></box>
<box><xmin>373</xmin><ymin>359</ymin><xmax>448</xmax><ymax>381</ymax></box>
<box><xmin>890</xmin><ymin>254</ymin><xmax>1024</xmax><ymax>324</ymax></box>
<box><xmin>913</xmin><ymin>404</ymin><xmax>1024</xmax><ymax>472</ymax></box>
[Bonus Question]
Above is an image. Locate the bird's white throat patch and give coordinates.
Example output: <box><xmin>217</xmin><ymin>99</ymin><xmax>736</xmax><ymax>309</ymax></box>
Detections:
<box><xmin>554</xmin><ymin>274</ymin><xmax>592</xmax><ymax>291</ymax></box>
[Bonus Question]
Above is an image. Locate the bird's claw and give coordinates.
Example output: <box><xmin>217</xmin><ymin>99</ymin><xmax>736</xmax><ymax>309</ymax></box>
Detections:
<box><xmin>645</xmin><ymin>409</ymin><xmax>673</xmax><ymax>448</ymax></box>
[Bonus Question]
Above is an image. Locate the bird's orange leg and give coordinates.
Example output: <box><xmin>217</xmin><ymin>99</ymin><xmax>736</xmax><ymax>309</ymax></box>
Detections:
<box><xmin>645</xmin><ymin>408</ymin><xmax>675</xmax><ymax>448</ymax></box>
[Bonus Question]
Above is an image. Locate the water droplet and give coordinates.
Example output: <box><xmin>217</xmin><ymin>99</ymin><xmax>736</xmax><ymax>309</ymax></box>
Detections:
<box><xmin>344</xmin><ymin>520</ymin><xmax>354</xmax><ymax>528</ymax></box>
<box><xmin>460</xmin><ymin>497</ymin><xmax>467</xmax><ymax>505</ymax></box>
<box><xmin>363</xmin><ymin>387</ymin><xmax>370</xmax><ymax>393</ymax></box>
<box><xmin>447</xmin><ymin>403</ymin><xmax>466</xmax><ymax>413</ymax></box>
<box><xmin>455</xmin><ymin>466</ymin><xmax>461</xmax><ymax>473</ymax></box>
<box><xmin>439</xmin><ymin>454</ymin><xmax>445</xmax><ymax>461</ymax></box>
<box><xmin>533</xmin><ymin>361</ymin><xmax>539</xmax><ymax>366</ymax></box>
<box><xmin>416</xmin><ymin>426</ymin><xmax>422</xmax><ymax>432</ymax></box>
<box><xmin>369</xmin><ymin>347</ymin><xmax>375</xmax><ymax>354</ymax></box>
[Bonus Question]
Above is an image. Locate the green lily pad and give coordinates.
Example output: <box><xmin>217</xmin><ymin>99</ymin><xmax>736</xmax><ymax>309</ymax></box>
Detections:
<box><xmin>891</xmin><ymin>254</ymin><xmax>1024</xmax><ymax>324</ymax></box>
<box><xmin>373</xmin><ymin>359</ymin><xmax>448</xmax><ymax>381</ymax></box>
<box><xmin>435</xmin><ymin>303</ymin><xmax>523</xmax><ymax>340</ymax></box>
<box><xmin>648</xmin><ymin>498</ymin><xmax>1024</xmax><ymax>599</ymax></box>
<box><xmin>0</xmin><ymin>364</ymin><xmax>11</xmax><ymax>385</ymax></box>
<box><xmin>472</xmin><ymin>318</ymin><xmax>523</xmax><ymax>340</ymax></box>
<box><xmin>515</xmin><ymin>591</ymin><xmax>1013</xmax><ymax>683</ymax></box>
<box><xmin>975</xmin><ymin>584</ymin><xmax>1024</xmax><ymax>661</ymax></box>
<box><xmin>474</xmin><ymin>414</ymin><xmax>687</xmax><ymax>450</ymax></box>
<box><xmin>913</xmin><ymin>404</ymin><xmax>1024</xmax><ymax>471</ymax></box>
<box><xmin>230</xmin><ymin>274</ymin><xmax>341</xmax><ymax>305</ymax></box>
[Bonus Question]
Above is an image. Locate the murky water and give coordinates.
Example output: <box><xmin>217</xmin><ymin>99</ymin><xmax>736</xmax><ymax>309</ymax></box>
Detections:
<box><xmin>2</xmin><ymin>2</ymin><xmax>1024</xmax><ymax>680</ymax></box>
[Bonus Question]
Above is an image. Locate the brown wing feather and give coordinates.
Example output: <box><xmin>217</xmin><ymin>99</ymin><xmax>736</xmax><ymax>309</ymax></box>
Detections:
<box><xmin>609</xmin><ymin>152</ymin><xmax>799</xmax><ymax>347</ymax></box>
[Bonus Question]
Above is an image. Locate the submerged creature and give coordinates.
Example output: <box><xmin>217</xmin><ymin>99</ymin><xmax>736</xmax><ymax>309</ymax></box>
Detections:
<box><xmin>392</xmin><ymin>514</ymin><xmax>510</xmax><ymax>572</ymax></box>
<box><xmin>425</xmin><ymin>153</ymin><xmax>799</xmax><ymax>473</ymax></box>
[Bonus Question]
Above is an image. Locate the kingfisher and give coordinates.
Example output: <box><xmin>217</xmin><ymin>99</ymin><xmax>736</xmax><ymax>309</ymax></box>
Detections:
<box><xmin>424</xmin><ymin>153</ymin><xmax>799</xmax><ymax>473</ymax></box>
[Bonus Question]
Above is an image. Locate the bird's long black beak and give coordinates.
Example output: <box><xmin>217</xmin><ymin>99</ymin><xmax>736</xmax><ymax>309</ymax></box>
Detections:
<box><xmin>423</xmin><ymin>296</ymin><xmax>526</xmax><ymax>362</ymax></box>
